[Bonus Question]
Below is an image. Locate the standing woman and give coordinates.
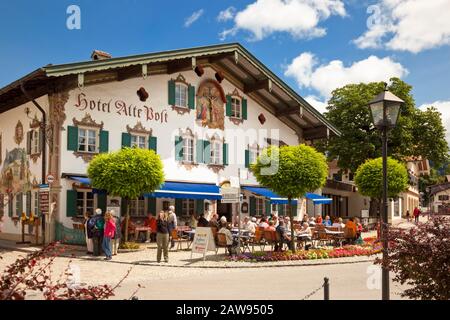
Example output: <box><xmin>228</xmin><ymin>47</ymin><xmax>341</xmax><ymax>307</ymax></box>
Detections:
<box><xmin>156</xmin><ymin>210</ymin><xmax>170</xmax><ymax>263</ymax></box>
<box><xmin>83</xmin><ymin>211</ymin><xmax>94</xmax><ymax>255</ymax></box>
<box><xmin>111</xmin><ymin>210</ymin><xmax>121</xmax><ymax>256</ymax></box>
<box><xmin>102</xmin><ymin>211</ymin><xmax>116</xmax><ymax>261</ymax></box>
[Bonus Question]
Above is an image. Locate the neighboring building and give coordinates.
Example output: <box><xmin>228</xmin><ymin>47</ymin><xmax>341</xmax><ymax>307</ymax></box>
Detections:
<box><xmin>318</xmin><ymin>158</ymin><xmax>424</xmax><ymax>223</ymax></box>
<box><xmin>0</xmin><ymin>43</ymin><xmax>338</xmax><ymax>242</ymax></box>
<box><xmin>429</xmin><ymin>181</ymin><xmax>450</xmax><ymax>214</ymax></box>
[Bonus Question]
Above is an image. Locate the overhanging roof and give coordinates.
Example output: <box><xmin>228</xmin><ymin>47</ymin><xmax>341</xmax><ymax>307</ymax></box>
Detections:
<box><xmin>0</xmin><ymin>43</ymin><xmax>339</xmax><ymax>139</ymax></box>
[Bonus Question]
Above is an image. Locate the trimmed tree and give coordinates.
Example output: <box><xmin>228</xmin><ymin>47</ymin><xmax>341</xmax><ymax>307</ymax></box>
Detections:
<box><xmin>354</xmin><ymin>157</ymin><xmax>409</xmax><ymax>210</ymax></box>
<box><xmin>87</xmin><ymin>147</ymin><xmax>165</xmax><ymax>242</ymax></box>
<box><xmin>251</xmin><ymin>145</ymin><xmax>328</xmax><ymax>252</ymax></box>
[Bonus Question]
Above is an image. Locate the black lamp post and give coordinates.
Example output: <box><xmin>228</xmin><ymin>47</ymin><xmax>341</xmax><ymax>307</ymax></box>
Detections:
<box><xmin>368</xmin><ymin>82</ymin><xmax>404</xmax><ymax>300</ymax></box>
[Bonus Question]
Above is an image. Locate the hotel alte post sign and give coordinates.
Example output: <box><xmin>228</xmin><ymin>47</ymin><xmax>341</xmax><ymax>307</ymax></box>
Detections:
<box><xmin>74</xmin><ymin>93</ymin><xmax>169</xmax><ymax>124</ymax></box>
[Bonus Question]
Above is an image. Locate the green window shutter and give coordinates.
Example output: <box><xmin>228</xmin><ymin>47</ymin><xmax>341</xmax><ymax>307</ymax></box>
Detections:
<box><xmin>149</xmin><ymin>136</ymin><xmax>157</xmax><ymax>153</ymax></box>
<box><xmin>175</xmin><ymin>136</ymin><xmax>183</xmax><ymax>161</ymax></box>
<box><xmin>26</xmin><ymin>131</ymin><xmax>32</xmax><ymax>155</ymax></box>
<box><xmin>242</xmin><ymin>98</ymin><xmax>248</xmax><ymax>120</ymax></box>
<box><xmin>188</xmin><ymin>85</ymin><xmax>196</xmax><ymax>109</ymax></box>
<box><xmin>26</xmin><ymin>191</ymin><xmax>31</xmax><ymax>216</ymax></box>
<box><xmin>8</xmin><ymin>198</ymin><xmax>13</xmax><ymax>217</ymax></box>
<box><xmin>16</xmin><ymin>193</ymin><xmax>23</xmax><ymax>216</ymax></box>
<box><xmin>121</xmin><ymin>132</ymin><xmax>131</xmax><ymax>148</ymax></box>
<box><xmin>168</xmin><ymin>80</ymin><xmax>175</xmax><ymax>105</ymax></box>
<box><xmin>203</xmin><ymin>140</ymin><xmax>211</xmax><ymax>164</ymax></box>
<box><xmin>39</xmin><ymin>128</ymin><xmax>44</xmax><ymax>153</ymax></box>
<box><xmin>97</xmin><ymin>192</ymin><xmax>107</xmax><ymax>213</ymax></box>
<box><xmin>66</xmin><ymin>190</ymin><xmax>77</xmax><ymax>217</ymax></box>
<box><xmin>245</xmin><ymin>149</ymin><xmax>250</xmax><ymax>168</ymax></box>
<box><xmin>265</xmin><ymin>199</ymin><xmax>271</xmax><ymax>215</ymax></box>
<box><xmin>196</xmin><ymin>139</ymin><xmax>204</xmax><ymax>163</ymax></box>
<box><xmin>278</xmin><ymin>204</ymin><xmax>285</xmax><ymax>215</ymax></box>
<box><xmin>175</xmin><ymin>198</ymin><xmax>183</xmax><ymax>216</ymax></box>
<box><xmin>226</xmin><ymin>95</ymin><xmax>232</xmax><ymax>117</ymax></box>
<box><xmin>195</xmin><ymin>199</ymin><xmax>204</xmax><ymax>215</ymax></box>
<box><xmin>223</xmin><ymin>143</ymin><xmax>228</xmax><ymax>166</ymax></box>
<box><xmin>99</xmin><ymin>130</ymin><xmax>109</xmax><ymax>153</ymax></box>
<box><xmin>67</xmin><ymin>126</ymin><xmax>78</xmax><ymax>151</ymax></box>
<box><xmin>147</xmin><ymin>197</ymin><xmax>156</xmax><ymax>214</ymax></box>
<box><xmin>249</xmin><ymin>196</ymin><xmax>256</xmax><ymax>216</ymax></box>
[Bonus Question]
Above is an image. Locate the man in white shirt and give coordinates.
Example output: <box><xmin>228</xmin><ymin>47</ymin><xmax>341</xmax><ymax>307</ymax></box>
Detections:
<box><xmin>168</xmin><ymin>205</ymin><xmax>177</xmax><ymax>248</ymax></box>
<box><xmin>242</xmin><ymin>216</ymin><xmax>257</xmax><ymax>234</ymax></box>
<box><xmin>218</xmin><ymin>222</ymin><xmax>237</xmax><ymax>255</ymax></box>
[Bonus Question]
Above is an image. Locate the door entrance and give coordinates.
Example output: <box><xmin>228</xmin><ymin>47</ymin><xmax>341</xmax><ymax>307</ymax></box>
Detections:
<box><xmin>217</xmin><ymin>202</ymin><xmax>232</xmax><ymax>222</ymax></box>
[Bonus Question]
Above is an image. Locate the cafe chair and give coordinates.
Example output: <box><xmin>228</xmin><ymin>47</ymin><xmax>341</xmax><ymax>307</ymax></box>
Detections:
<box><xmin>216</xmin><ymin>233</ymin><xmax>229</xmax><ymax>255</ymax></box>
<box><xmin>171</xmin><ymin>229</ymin><xmax>190</xmax><ymax>251</ymax></box>
<box><xmin>249</xmin><ymin>227</ymin><xmax>265</xmax><ymax>252</ymax></box>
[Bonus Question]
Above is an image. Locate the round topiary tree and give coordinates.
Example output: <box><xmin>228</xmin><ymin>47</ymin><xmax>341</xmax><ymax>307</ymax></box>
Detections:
<box><xmin>354</xmin><ymin>157</ymin><xmax>409</xmax><ymax>208</ymax></box>
<box><xmin>87</xmin><ymin>147</ymin><xmax>165</xmax><ymax>242</ymax></box>
<box><xmin>251</xmin><ymin>144</ymin><xmax>328</xmax><ymax>252</ymax></box>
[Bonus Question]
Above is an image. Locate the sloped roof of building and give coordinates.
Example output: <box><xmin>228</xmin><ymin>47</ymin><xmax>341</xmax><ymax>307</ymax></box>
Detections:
<box><xmin>0</xmin><ymin>43</ymin><xmax>339</xmax><ymax>140</ymax></box>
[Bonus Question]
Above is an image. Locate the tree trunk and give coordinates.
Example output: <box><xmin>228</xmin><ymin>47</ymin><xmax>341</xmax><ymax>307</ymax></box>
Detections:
<box><xmin>288</xmin><ymin>197</ymin><xmax>296</xmax><ymax>253</ymax></box>
<box><xmin>124</xmin><ymin>197</ymin><xmax>130</xmax><ymax>243</ymax></box>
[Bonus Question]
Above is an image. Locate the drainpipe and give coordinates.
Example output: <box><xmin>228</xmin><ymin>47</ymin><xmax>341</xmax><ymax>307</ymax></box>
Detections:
<box><xmin>20</xmin><ymin>82</ymin><xmax>47</xmax><ymax>245</ymax></box>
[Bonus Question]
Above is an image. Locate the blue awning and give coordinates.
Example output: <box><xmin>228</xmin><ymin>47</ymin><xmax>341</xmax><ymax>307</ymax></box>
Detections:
<box><xmin>69</xmin><ymin>176</ymin><xmax>91</xmax><ymax>185</ymax></box>
<box><xmin>305</xmin><ymin>193</ymin><xmax>333</xmax><ymax>204</ymax></box>
<box><xmin>145</xmin><ymin>182</ymin><xmax>221</xmax><ymax>200</ymax></box>
<box><xmin>242</xmin><ymin>186</ymin><xmax>297</xmax><ymax>204</ymax></box>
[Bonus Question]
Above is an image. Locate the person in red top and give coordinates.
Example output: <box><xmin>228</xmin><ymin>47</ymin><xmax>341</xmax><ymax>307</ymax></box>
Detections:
<box><xmin>144</xmin><ymin>213</ymin><xmax>157</xmax><ymax>242</ymax></box>
<box><xmin>102</xmin><ymin>211</ymin><xmax>116</xmax><ymax>261</ymax></box>
<box><xmin>315</xmin><ymin>214</ymin><xmax>323</xmax><ymax>224</ymax></box>
<box><xmin>413</xmin><ymin>207</ymin><xmax>421</xmax><ymax>224</ymax></box>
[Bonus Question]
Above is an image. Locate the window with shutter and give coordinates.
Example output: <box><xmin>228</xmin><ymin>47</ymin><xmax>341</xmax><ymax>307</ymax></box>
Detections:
<box><xmin>149</xmin><ymin>136</ymin><xmax>157</xmax><ymax>153</ymax></box>
<box><xmin>223</xmin><ymin>143</ymin><xmax>228</xmax><ymax>166</ymax></box>
<box><xmin>175</xmin><ymin>136</ymin><xmax>184</xmax><ymax>161</ymax></box>
<box><xmin>99</xmin><ymin>130</ymin><xmax>109</xmax><ymax>153</ymax></box>
<box><xmin>67</xmin><ymin>126</ymin><xmax>79</xmax><ymax>151</ymax></box>
<box><xmin>121</xmin><ymin>132</ymin><xmax>131</xmax><ymax>148</ymax></box>
<box><xmin>196</xmin><ymin>139</ymin><xmax>204</xmax><ymax>163</ymax></box>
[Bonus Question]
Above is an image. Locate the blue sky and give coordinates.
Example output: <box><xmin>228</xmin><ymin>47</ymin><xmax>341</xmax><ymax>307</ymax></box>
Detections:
<box><xmin>1</xmin><ymin>0</ymin><xmax>449</xmax><ymax>118</ymax></box>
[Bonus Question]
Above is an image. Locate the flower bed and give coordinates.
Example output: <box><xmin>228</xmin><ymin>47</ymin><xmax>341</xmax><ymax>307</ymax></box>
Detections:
<box><xmin>227</xmin><ymin>242</ymin><xmax>382</xmax><ymax>262</ymax></box>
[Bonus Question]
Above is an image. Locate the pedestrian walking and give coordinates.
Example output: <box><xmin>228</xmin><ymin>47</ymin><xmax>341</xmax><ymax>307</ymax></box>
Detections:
<box><xmin>413</xmin><ymin>206</ymin><xmax>420</xmax><ymax>224</ymax></box>
<box><xmin>83</xmin><ymin>211</ymin><xmax>94</xmax><ymax>255</ymax></box>
<box><xmin>111</xmin><ymin>210</ymin><xmax>121</xmax><ymax>256</ymax></box>
<box><xmin>102</xmin><ymin>211</ymin><xmax>116</xmax><ymax>261</ymax></box>
<box><xmin>406</xmin><ymin>210</ymin><xmax>411</xmax><ymax>222</ymax></box>
<box><xmin>156</xmin><ymin>210</ymin><xmax>170</xmax><ymax>263</ymax></box>
<box><xmin>168</xmin><ymin>205</ymin><xmax>177</xmax><ymax>249</ymax></box>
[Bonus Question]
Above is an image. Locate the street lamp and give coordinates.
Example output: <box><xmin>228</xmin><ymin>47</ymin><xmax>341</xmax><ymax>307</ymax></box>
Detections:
<box><xmin>368</xmin><ymin>82</ymin><xmax>404</xmax><ymax>300</ymax></box>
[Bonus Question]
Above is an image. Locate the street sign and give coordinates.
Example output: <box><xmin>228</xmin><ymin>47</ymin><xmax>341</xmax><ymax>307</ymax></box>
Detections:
<box><xmin>46</xmin><ymin>174</ymin><xmax>55</xmax><ymax>184</ymax></box>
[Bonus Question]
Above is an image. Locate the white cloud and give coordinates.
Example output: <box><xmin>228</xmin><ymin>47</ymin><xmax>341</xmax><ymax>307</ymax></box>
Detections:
<box><xmin>220</xmin><ymin>0</ymin><xmax>346</xmax><ymax>41</ymax></box>
<box><xmin>305</xmin><ymin>95</ymin><xmax>328</xmax><ymax>114</ymax></box>
<box><xmin>354</xmin><ymin>0</ymin><xmax>450</xmax><ymax>53</ymax></box>
<box><xmin>419</xmin><ymin>100</ymin><xmax>450</xmax><ymax>146</ymax></box>
<box><xmin>217</xmin><ymin>6</ymin><xmax>236</xmax><ymax>22</ymax></box>
<box><xmin>284</xmin><ymin>52</ymin><xmax>408</xmax><ymax>99</ymax></box>
<box><xmin>184</xmin><ymin>9</ymin><xmax>204</xmax><ymax>28</ymax></box>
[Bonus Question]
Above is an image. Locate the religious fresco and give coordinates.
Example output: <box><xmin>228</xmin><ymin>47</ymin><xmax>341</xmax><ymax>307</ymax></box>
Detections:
<box><xmin>14</xmin><ymin>120</ymin><xmax>24</xmax><ymax>145</ymax></box>
<box><xmin>0</xmin><ymin>148</ymin><xmax>32</xmax><ymax>194</ymax></box>
<box><xmin>196</xmin><ymin>79</ymin><xmax>226</xmax><ymax>130</ymax></box>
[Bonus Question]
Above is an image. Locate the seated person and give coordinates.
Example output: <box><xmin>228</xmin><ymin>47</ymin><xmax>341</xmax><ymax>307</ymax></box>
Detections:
<box><xmin>258</xmin><ymin>217</ymin><xmax>269</xmax><ymax>229</ymax></box>
<box><xmin>275</xmin><ymin>220</ymin><xmax>293</xmax><ymax>251</ymax></box>
<box><xmin>345</xmin><ymin>218</ymin><xmax>357</xmax><ymax>240</ymax></box>
<box><xmin>355</xmin><ymin>217</ymin><xmax>363</xmax><ymax>238</ymax></box>
<box><xmin>197</xmin><ymin>213</ymin><xmax>209</xmax><ymax>227</ymax></box>
<box><xmin>143</xmin><ymin>213</ymin><xmax>157</xmax><ymax>242</ymax></box>
<box><xmin>208</xmin><ymin>213</ymin><xmax>220</xmax><ymax>229</ymax></box>
<box><xmin>315</xmin><ymin>214</ymin><xmax>323</xmax><ymax>224</ymax></box>
<box><xmin>121</xmin><ymin>218</ymin><xmax>136</xmax><ymax>241</ymax></box>
<box><xmin>332</xmin><ymin>217</ymin><xmax>345</xmax><ymax>229</ymax></box>
<box><xmin>284</xmin><ymin>217</ymin><xmax>291</xmax><ymax>231</ymax></box>
<box><xmin>266</xmin><ymin>220</ymin><xmax>276</xmax><ymax>231</ymax></box>
<box><xmin>270</xmin><ymin>215</ymin><xmax>279</xmax><ymax>228</ymax></box>
<box><xmin>323</xmin><ymin>215</ymin><xmax>332</xmax><ymax>227</ymax></box>
<box><xmin>308</xmin><ymin>217</ymin><xmax>316</xmax><ymax>226</ymax></box>
<box><xmin>189</xmin><ymin>213</ymin><xmax>198</xmax><ymax>229</ymax></box>
<box><xmin>298</xmin><ymin>222</ymin><xmax>312</xmax><ymax>238</ymax></box>
<box><xmin>242</xmin><ymin>216</ymin><xmax>257</xmax><ymax>234</ymax></box>
<box><xmin>218</xmin><ymin>222</ymin><xmax>238</xmax><ymax>256</ymax></box>
<box><xmin>302</xmin><ymin>214</ymin><xmax>309</xmax><ymax>223</ymax></box>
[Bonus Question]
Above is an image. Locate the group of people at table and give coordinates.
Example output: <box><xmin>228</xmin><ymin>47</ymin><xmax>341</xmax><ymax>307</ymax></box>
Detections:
<box><xmin>85</xmin><ymin>205</ymin><xmax>364</xmax><ymax>261</ymax></box>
